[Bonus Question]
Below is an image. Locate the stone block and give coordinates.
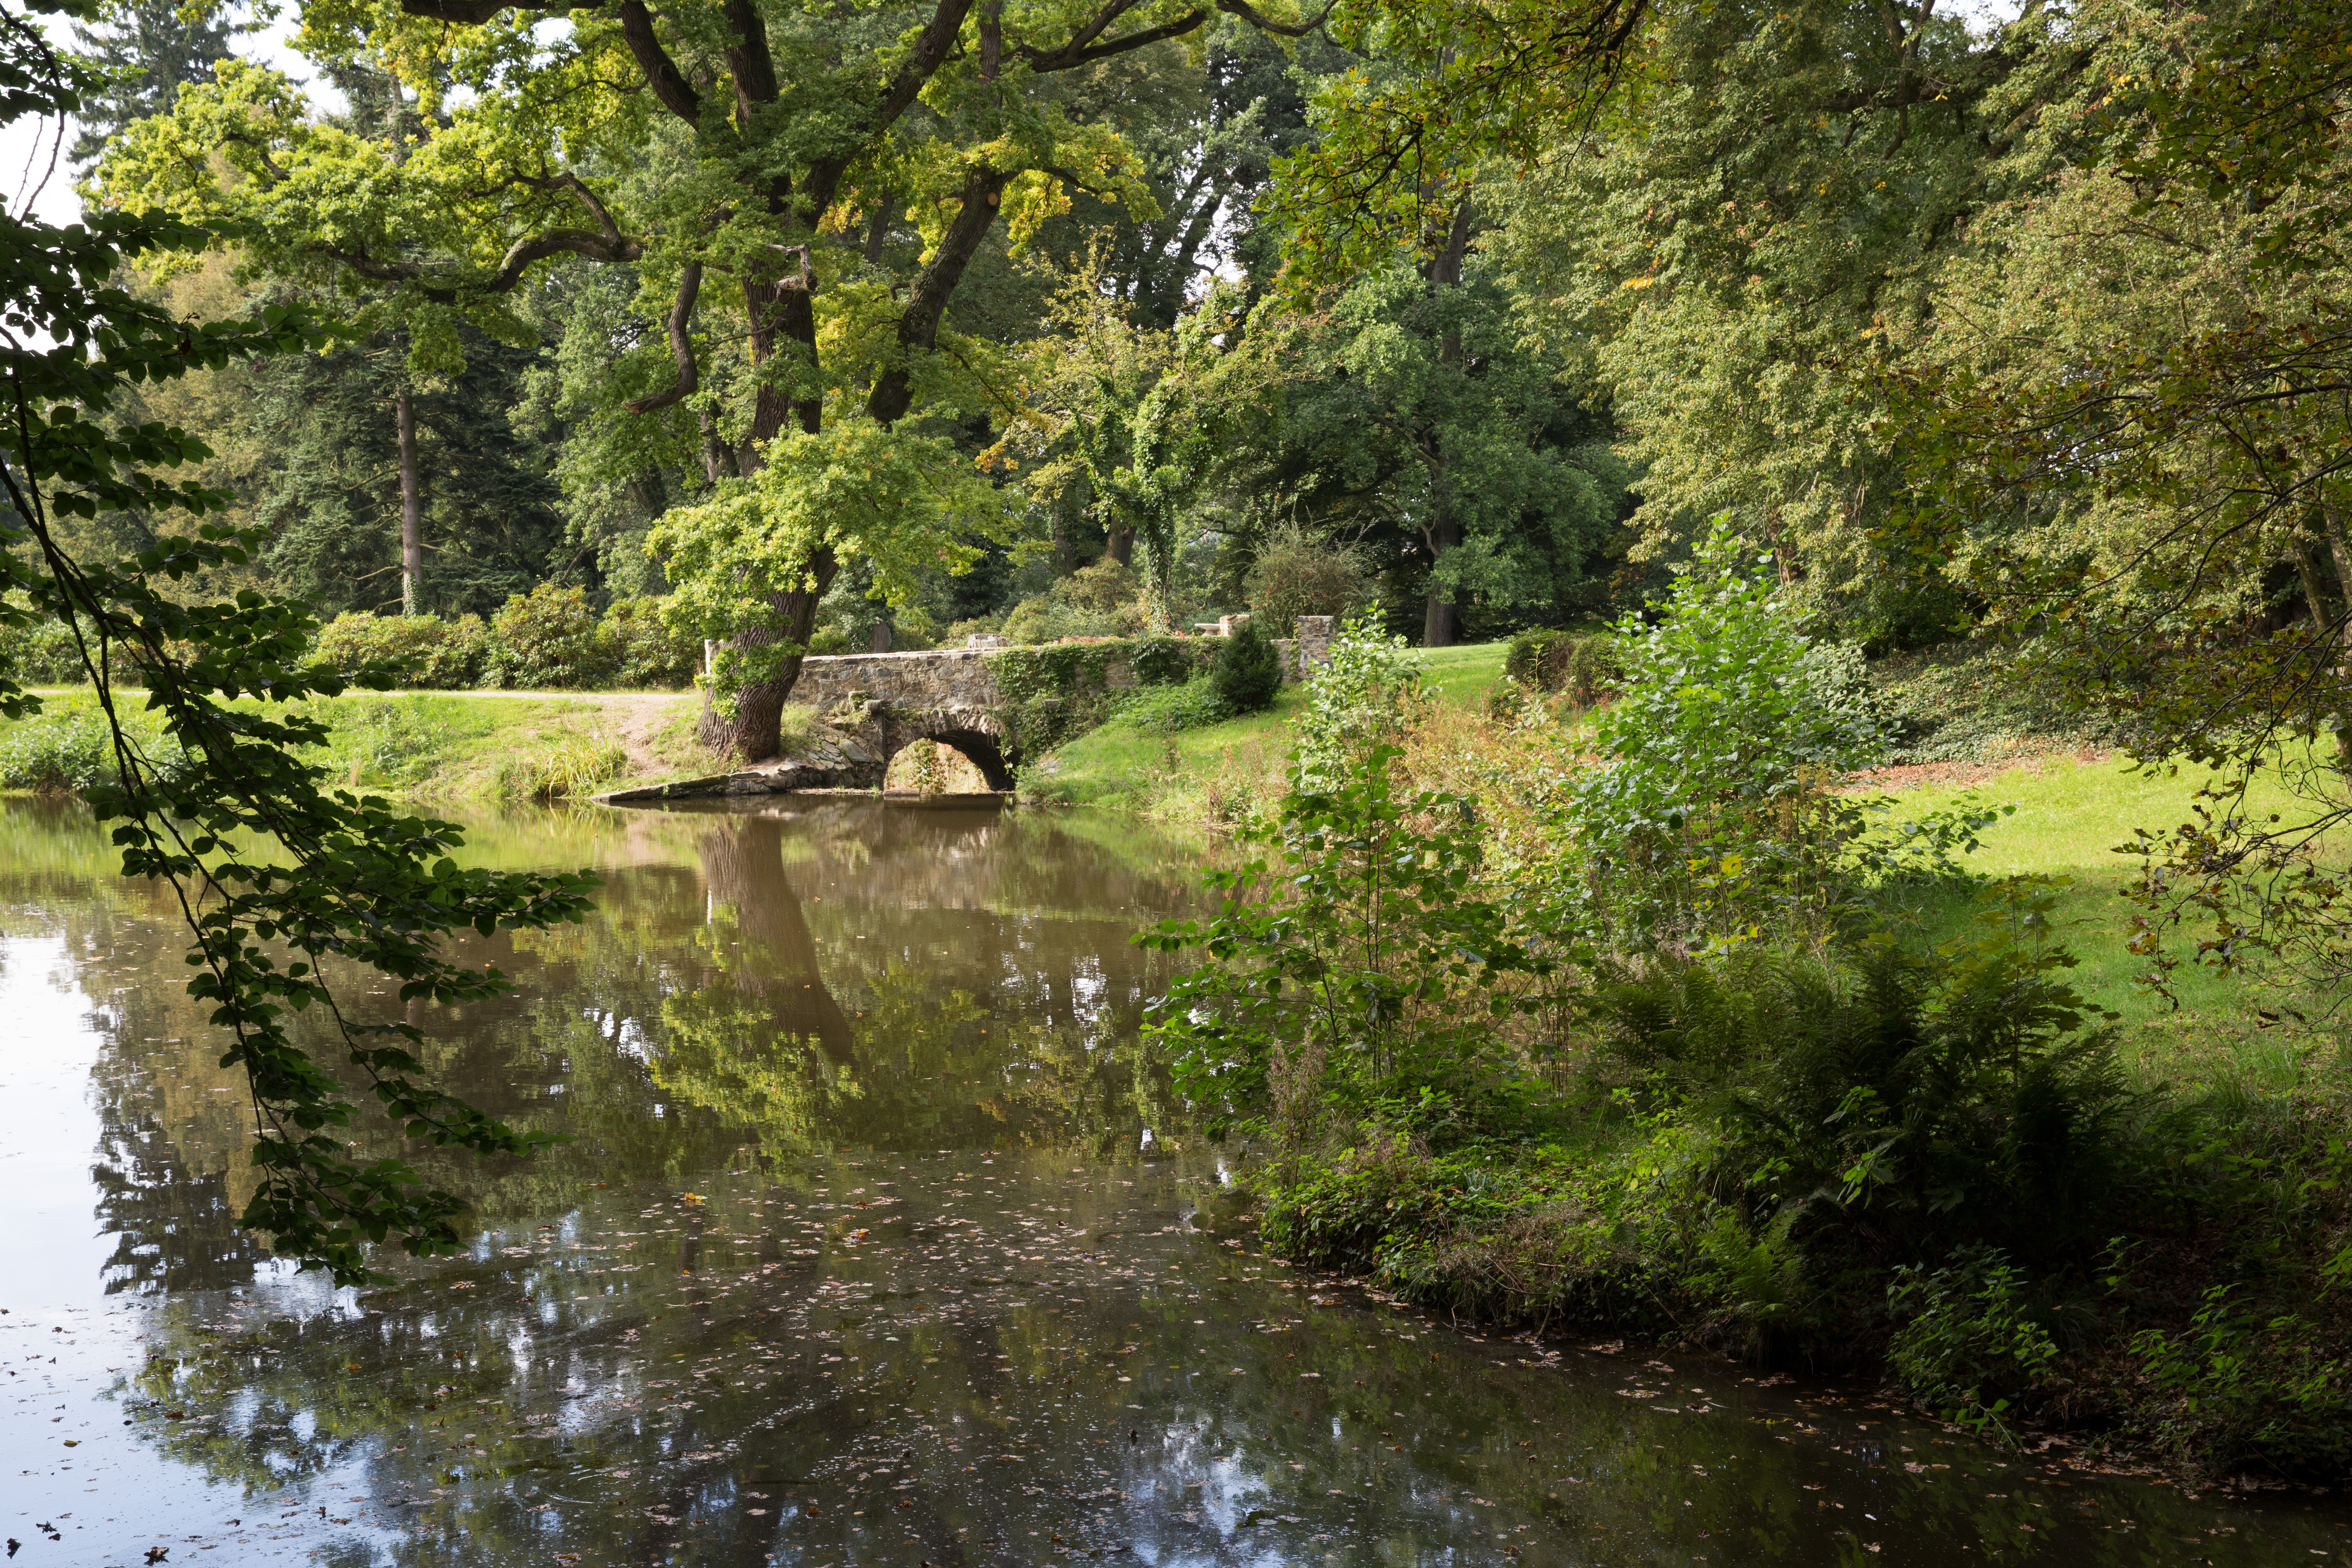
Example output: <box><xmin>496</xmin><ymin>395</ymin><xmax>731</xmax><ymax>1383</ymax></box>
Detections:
<box><xmin>1293</xmin><ymin>615</ymin><xmax>1336</xmax><ymax>676</ymax></box>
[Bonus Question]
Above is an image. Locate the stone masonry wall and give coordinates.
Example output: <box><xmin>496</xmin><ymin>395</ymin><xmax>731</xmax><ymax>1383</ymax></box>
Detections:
<box><xmin>792</xmin><ymin>648</ymin><xmax>1004</xmax><ymax>712</ymax></box>
<box><xmin>791</xmin><ymin>618</ymin><xmax>1337</xmax><ymax>715</ymax></box>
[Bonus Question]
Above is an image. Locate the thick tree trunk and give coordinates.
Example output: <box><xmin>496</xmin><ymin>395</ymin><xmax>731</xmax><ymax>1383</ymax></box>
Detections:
<box><xmin>1421</xmin><ymin>513</ymin><xmax>1461</xmax><ymax>647</ymax></box>
<box><xmin>2308</xmin><ymin>516</ymin><xmax>2352</xmax><ymax>768</ymax></box>
<box><xmin>697</xmin><ymin>547</ymin><xmax>839</xmax><ymax>763</ymax></box>
<box><xmin>1105</xmin><ymin>527</ymin><xmax>1134</xmax><ymax>567</ymax></box>
<box><xmin>394</xmin><ymin>384</ymin><xmax>423</xmax><ymax>616</ymax></box>
<box><xmin>1418</xmin><ymin>201</ymin><xmax>1475</xmax><ymax>649</ymax></box>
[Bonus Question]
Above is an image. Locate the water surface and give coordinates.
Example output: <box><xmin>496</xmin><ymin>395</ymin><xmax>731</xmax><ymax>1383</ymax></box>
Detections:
<box><xmin>0</xmin><ymin>795</ymin><xmax>2342</xmax><ymax>1566</ymax></box>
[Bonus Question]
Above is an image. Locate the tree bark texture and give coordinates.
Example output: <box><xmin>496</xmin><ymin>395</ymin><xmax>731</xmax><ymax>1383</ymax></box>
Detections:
<box><xmin>395</xmin><ymin>384</ymin><xmax>423</xmax><ymax>616</ymax></box>
<box><xmin>698</xmin><ymin>546</ymin><xmax>840</xmax><ymax>763</ymax></box>
<box><xmin>1420</xmin><ymin>513</ymin><xmax>1461</xmax><ymax>648</ymax></box>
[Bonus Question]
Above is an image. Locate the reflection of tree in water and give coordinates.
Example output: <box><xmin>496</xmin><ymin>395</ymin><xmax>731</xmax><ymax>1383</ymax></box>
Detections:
<box><xmin>94</xmin><ymin>1125</ymin><xmax>268</xmax><ymax>1295</ymax></box>
<box><xmin>651</xmin><ymin>812</ymin><xmax>1190</xmax><ymax>1156</ymax></box>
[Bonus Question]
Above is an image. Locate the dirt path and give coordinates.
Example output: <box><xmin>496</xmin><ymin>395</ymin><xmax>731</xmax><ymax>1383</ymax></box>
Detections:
<box><xmin>599</xmin><ymin>692</ymin><xmax>696</xmax><ymax>775</ymax></box>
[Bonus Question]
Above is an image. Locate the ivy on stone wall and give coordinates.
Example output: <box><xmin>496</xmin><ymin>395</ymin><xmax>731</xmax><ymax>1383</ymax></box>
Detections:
<box><xmin>985</xmin><ymin>636</ymin><xmax>1215</xmax><ymax>758</ymax></box>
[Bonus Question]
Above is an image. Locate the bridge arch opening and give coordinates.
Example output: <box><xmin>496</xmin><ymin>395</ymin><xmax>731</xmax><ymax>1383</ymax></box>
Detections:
<box><xmin>881</xmin><ymin>731</ymin><xmax>1014</xmax><ymax>794</ymax></box>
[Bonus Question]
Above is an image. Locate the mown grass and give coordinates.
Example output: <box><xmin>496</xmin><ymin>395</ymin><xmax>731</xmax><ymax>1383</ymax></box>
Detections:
<box><xmin>0</xmin><ymin>690</ymin><xmax>711</xmax><ymax>802</ymax></box>
<box><xmin>1027</xmin><ymin>640</ymin><xmax>1511</xmax><ymax>818</ymax></box>
<box><xmin>1872</xmin><ymin>752</ymin><xmax>2349</xmax><ymax>1090</ymax></box>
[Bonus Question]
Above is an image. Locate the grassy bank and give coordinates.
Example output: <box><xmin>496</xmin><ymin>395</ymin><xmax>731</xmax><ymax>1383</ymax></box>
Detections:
<box><xmin>1150</xmin><ymin>658</ymin><xmax>2352</xmax><ymax>1479</ymax></box>
<box><xmin>0</xmin><ymin>688</ymin><xmax>721</xmax><ymax>802</ymax></box>
<box><xmin>1023</xmin><ymin>641</ymin><xmax>1511</xmax><ymax>819</ymax></box>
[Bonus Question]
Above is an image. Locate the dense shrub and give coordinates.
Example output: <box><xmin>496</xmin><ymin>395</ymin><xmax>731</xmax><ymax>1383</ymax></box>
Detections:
<box><xmin>1246</xmin><ymin>520</ymin><xmax>1369</xmax><ymax>629</ymax></box>
<box><xmin>0</xmin><ymin>617</ymin><xmax>90</xmax><ymax>684</ymax></box>
<box><xmin>1564</xmin><ymin>522</ymin><xmax>1891</xmax><ymax>951</ymax></box>
<box><xmin>1505</xmin><ymin>628</ymin><xmax>1622</xmax><ymax>704</ymax></box>
<box><xmin>1873</xmin><ymin>641</ymin><xmax>2127</xmax><ymax>764</ymax></box>
<box><xmin>603</xmin><ymin>598</ymin><xmax>700</xmax><ymax>687</ymax></box>
<box><xmin>1120</xmin><ymin>677</ymin><xmax>1232</xmax><ymax>734</ymax></box>
<box><xmin>1000</xmin><ymin>558</ymin><xmax>1153</xmax><ymax>645</ymax></box>
<box><xmin>0</xmin><ymin>695</ymin><xmax>186</xmax><ymax>790</ymax></box>
<box><xmin>984</xmin><ymin>635</ymin><xmax>1217</xmax><ymax>755</ymax></box>
<box><xmin>1211</xmin><ymin>621</ymin><xmax>1284</xmax><ymax>715</ymax></box>
<box><xmin>313</xmin><ymin>611</ymin><xmax>488</xmax><ymax>688</ymax></box>
<box><xmin>1590</xmin><ymin>926</ymin><xmax>2148</xmax><ymax>1273</ymax></box>
<box><xmin>1504</xmin><ymin>628</ymin><xmax>1576</xmax><ymax>690</ymax></box>
<box><xmin>1294</xmin><ymin>615</ymin><xmax>1426</xmax><ymax>787</ymax></box>
<box><xmin>483</xmin><ymin>584</ymin><xmax>616</xmax><ymax>690</ymax></box>
<box><xmin>1128</xmin><ymin>634</ymin><xmax>1199</xmax><ymax>686</ymax></box>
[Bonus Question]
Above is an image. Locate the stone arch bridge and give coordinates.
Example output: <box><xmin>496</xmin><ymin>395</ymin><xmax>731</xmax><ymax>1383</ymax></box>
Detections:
<box><xmin>604</xmin><ymin>620</ymin><xmax>1334</xmax><ymax>803</ymax></box>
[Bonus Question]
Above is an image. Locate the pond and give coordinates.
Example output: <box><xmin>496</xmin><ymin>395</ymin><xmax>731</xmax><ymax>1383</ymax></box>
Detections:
<box><xmin>0</xmin><ymin>795</ymin><xmax>2340</xmax><ymax>1566</ymax></box>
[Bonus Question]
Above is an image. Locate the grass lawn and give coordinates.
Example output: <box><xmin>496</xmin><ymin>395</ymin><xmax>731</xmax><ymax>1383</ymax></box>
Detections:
<box><xmin>1874</xmin><ymin>752</ymin><xmax>2343</xmax><ymax>1089</ymax></box>
<box><xmin>0</xmin><ymin>688</ymin><xmax>709</xmax><ymax>801</ymax></box>
<box><xmin>1025</xmin><ymin>640</ymin><xmax>1511</xmax><ymax>815</ymax></box>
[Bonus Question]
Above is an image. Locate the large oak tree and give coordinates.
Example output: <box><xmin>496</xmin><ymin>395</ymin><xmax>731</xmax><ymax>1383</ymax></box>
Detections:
<box><xmin>104</xmin><ymin>0</ymin><xmax>1318</xmax><ymax>757</ymax></box>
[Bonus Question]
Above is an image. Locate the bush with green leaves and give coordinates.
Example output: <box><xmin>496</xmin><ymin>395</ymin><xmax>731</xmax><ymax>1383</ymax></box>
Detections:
<box><xmin>0</xmin><ymin>695</ymin><xmax>187</xmax><ymax>791</ymax></box>
<box><xmin>1504</xmin><ymin>628</ymin><xmax>1576</xmax><ymax>690</ymax></box>
<box><xmin>483</xmin><ymin>584</ymin><xmax>616</xmax><ymax>690</ymax></box>
<box><xmin>1588</xmin><ymin>883</ymin><xmax>2153</xmax><ymax>1276</ymax></box>
<box><xmin>1562</xmin><ymin>521</ymin><xmax>1891</xmax><ymax>950</ymax></box>
<box><xmin>1887</xmin><ymin>1245</ymin><xmax>2063</xmax><ymax>1438</ymax></box>
<box><xmin>1000</xmin><ymin>558</ymin><xmax>1153</xmax><ymax>645</ymax></box>
<box><xmin>1294</xmin><ymin>614</ymin><xmax>1427</xmax><ymax>788</ymax></box>
<box><xmin>1141</xmin><ymin>744</ymin><xmax>1538</xmax><ymax>1141</ymax></box>
<box><xmin>1245</xmin><ymin>519</ymin><xmax>1369</xmax><ymax>629</ymax></box>
<box><xmin>602</xmin><ymin>597</ymin><xmax>700</xmax><ymax>688</ymax></box>
<box><xmin>2129</xmin><ymin>1285</ymin><xmax>2352</xmax><ymax>1478</ymax></box>
<box><xmin>1128</xmin><ymin>634</ymin><xmax>1200</xmax><ymax>686</ymax></box>
<box><xmin>1505</xmin><ymin>628</ymin><xmax>1624</xmax><ymax>705</ymax></box>
<box><xmin>1211</xmin><ymin>620</ymin><xmax>1284</xmax><ymax>715</ymax></box>
<box><xmin>1119</xmin><ymin>677</ymin><xmax>1232</xmax><ymax>735</ymax></box>
<box><xmin>313</xmin><ymin>611</ymin><xmax>487</xmax><ymax>689</ymax></box>
<box><xmin>0</xmin><ymin>615</ymin><xmax>90</xmax><ymax>685</ymax></box>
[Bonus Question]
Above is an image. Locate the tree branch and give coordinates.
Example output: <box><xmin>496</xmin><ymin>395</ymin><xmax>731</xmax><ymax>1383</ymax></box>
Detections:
<box><xmin>625</xmin><ymin>261</ymin><xmax>704</xmax><ymax>415</ymax></box>
<box><xmin>616</xmin><ymin>0</ymin><xmax>703</xmax><ymax>124</ymax></box>
<box><xmin>1211</xmin><ymin>0</ymin><xmax>1337</xmax><ymax>39</ymax></box>
<box><xmin>868</xmin><ymin>168</ymin><xmax>1009</xmax><ymax>426</ymax></box>
<box><xmin>327</xmin><ymin>225</ymin><xmax>644</xmax><ymax>301</ymax></box>
<box><xmin>1019</xmin><ymin>7</ymin><xmax>1216</xmax><ymax>71</ymax></box>
<box><xmin>722</xmin><ymin>0</ymin><xmax>780</xmax><ymax>120</ymax></box>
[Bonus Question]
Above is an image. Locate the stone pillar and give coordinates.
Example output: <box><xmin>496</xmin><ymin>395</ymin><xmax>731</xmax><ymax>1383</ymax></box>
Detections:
<box><xmin>1293</xmin><ymin>616</ymin><xmax>1336</xmax><ymax>679</ymax></box>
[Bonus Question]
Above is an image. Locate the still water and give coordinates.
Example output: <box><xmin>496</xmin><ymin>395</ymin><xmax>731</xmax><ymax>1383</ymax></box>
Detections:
<box><xmin>0</xmin><ymin>795</ymin><xmax>2343</xmax><ymax>1567</ymax></box>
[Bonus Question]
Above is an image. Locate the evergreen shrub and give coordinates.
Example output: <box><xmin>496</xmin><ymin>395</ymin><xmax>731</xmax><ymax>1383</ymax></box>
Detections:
<box><xmin>1211</xmin><ymin>620</ymin><xmax>1284</xmax><ymax>715</ymax></box>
